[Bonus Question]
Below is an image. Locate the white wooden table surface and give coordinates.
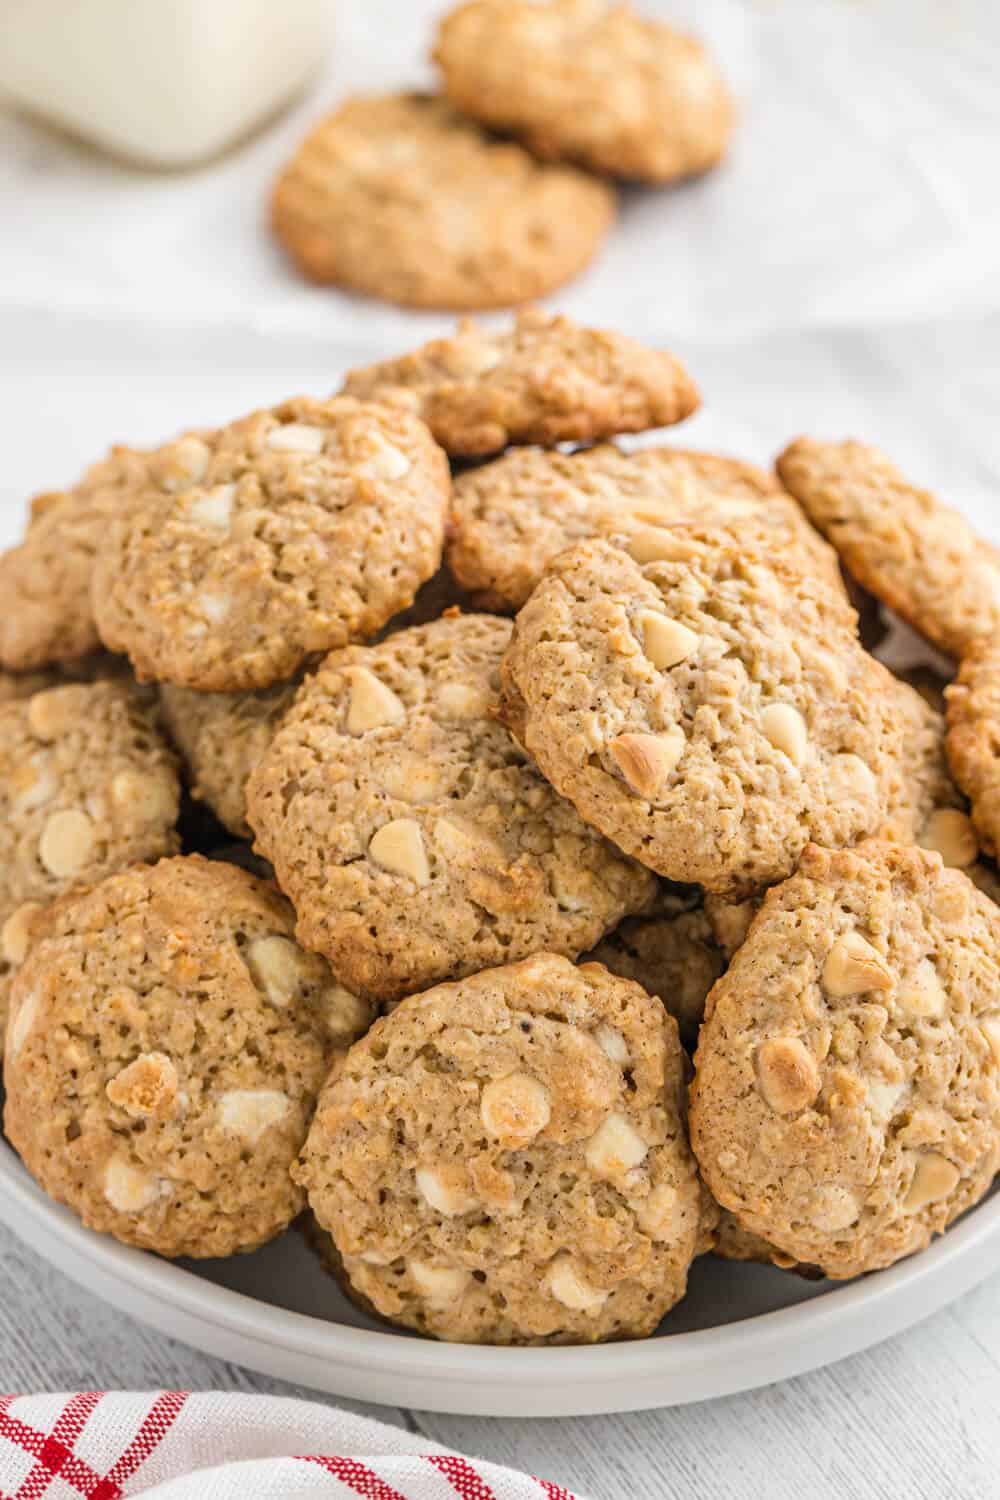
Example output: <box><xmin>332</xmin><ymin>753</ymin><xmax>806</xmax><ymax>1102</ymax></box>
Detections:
<box><xmin>2</xmin><ymin>2</ymin><xmax>1000</xmax><ymax>1495</ymax></box>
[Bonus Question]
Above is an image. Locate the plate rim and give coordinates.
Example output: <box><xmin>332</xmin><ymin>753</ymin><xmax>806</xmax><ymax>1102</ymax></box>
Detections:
<box><xmin>4</xmin><ymin>1134</ymin><xmax>999</xmax><ymax>1403</ymax></box>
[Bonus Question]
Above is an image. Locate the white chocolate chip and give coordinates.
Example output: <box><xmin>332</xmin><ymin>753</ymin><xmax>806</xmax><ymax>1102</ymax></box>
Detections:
<box><xmin>345</xmin><ymin>667</ymin><xmax>406</xmax><ymax>734</ymax></box>
<box><xmin>822</xmin><ymin>931</ymin><xmax>894</xmax><ymax>997</ymax></box>
<box><xmin>896</xmin><ymin>959</ymin><xmax>947</xmax><ymax>1018</ymax></box>
<box><xmin>357</xmin><ymin>436</ymin><xmax>411</xmax><ymax>481</ymax></box>
<box><xmin>868</xmin><ymin>1077</ymin><xmax>908</xmax><ymax>1120</ymax></box>
<box><xmin>7</xmin><ymin>989</ymin><xmax>39</xmax><ymax>1058</ymax></box>
<box><xmin>807</xmin><ymin>1184</ymin><xmax>861</xmax><ymax>1232</ymax></box>
<box><xmin>919</xmin><ymin>808</ymin><xmax>979</xmax><ymax>868</ymax></box>
<box><xmin>322</xmin><ymin>984</ymin><xmax>372</xmax><ymax>1044</ymax></box>
<box><xmin>1</xmin><ymin>902</ymin><xmax>43</xmax><ymax>966</ymax></box>
<box><xmin>415</xmin><ymin>1164</ymin><xmax>478</xmax><ymax>1217</ymax></box>
<box><xmin>408</xmin><ymin>1260</ymin><xmax>470</xmax><ymax>1304</ymax></box>
<box><xmin>451</xmin><ymin>340</ymin><xmax>503</xmax><ymax>376</ymax></box>
<box><xmin>480</xmin><ymin>1072</ymin><xmax>551</xmax><ymax>1145</ymax></box>
<box><xmin>755</xmin><ymin>1037</ymin><xmax>821</xmax><ymax>1114</ymax></box>
<box><xmin>198</xmin><ymin>592</ymin><xmax>230</xmax><ymax>624</ymax></box>
<box><xmin>980</xmin><ymin>1013</ymin><xmax>1000</xmax><ymax>1065</ymax></box>
<box><xmin>904</xmin><ymin>1152</ymin><xmax>960</xmax><ymax>1212</ymax></box>
<box><xmin>27</xmin><ymin>689</ymin><xmax>77</xmax><ymax>740</ymax></box>
<box><xmin>546</xmin><ymin>1253</ymin><xmax>608</xmax><ymax>1312</ymax></box>
<box><xmin>217</xmin><ymin>1089</ymin><xmax>290</xmax><ymax>1144</ymax></box>
<box><xmin>39</xmin><ymin>809</ymin><xmax>95</xmax><ymax>877</ymax></box>
<box><xmin>162</xmin><ymin>435</ymin><xmax>211</xmax><ymax>491</ymax></box>
<box><xmin>437</xmin><ymin>681</ymin><xmax>490</xmax><ymax>720</ymax></box>
<box><xmin>368</xmin><ymin>819</ymin><xmax>431</xmax><ymax>885</ymax></box>
<box><xmin>594</xmin><ymin>1024</ymin><xmax>629</xmax><ymax>1066</ymax></box>
<box><xmin>104</xmin><ymin>1157</ymin><xmax>163</xmax><ymax>1214</ymax></box>
<box><xmin>380</xmin><ymin>759</ymin><xmax>441</xmax><ymax>803</ymax></box>
<box><xmin>624</xmin><ymin>524</ymin><xmax>698</xmax><ymax>564</ymax></box>
<box><xmin>110</xmin><ymin>769</ymin><xmax>175</xmax><ymax>824</ymax></box>
<box><xmin>585</xmin><ymin>1111</ymin><xmax>648</xmax><ymax>1178</ymax></box>
<box><xmin>638</xmin><ymin>611</ymin><xmax>699</xmax><ymax>669</ymax></box>
<box><xmin>266</xmin><ymin>422</ymin><xmax>325</xmax><ymax>453</ymax></box>
<box><xmin>760</xmin><ymin>703</ymin><xmax>808</xmax><ymax>767</ymax></box>
<box><xmin>244</xmin><ymin>935</ymin><xmax>309</xmax><ymax>1007</ymax></box>
<box><xmin>188</xmin><ymin>483</ymin><xmax>235</xmax><ymax>530</ymax></box>
<box><xmin>609</xmin><ymin>729</ymin><xmax>685</xmax><ymax>798</ymax></box>
<box><xmin>11</xmin><ymin>758</ymin><xmax>57</xmax><ymax>812</ymax></box>
<box><xmin>827</xmin><ymin>753</ymin><xmax>879</xmax><ymax>812</ymax></box>
<box><xmin>636</xmin><ymin>1182</ymin><xmax>683</xmax><ymax>1240</ymax></box>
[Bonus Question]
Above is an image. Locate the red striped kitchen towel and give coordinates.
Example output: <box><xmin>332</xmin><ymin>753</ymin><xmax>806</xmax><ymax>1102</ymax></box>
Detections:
<box><xmin>0</xmin><ymin>1392</ymin><xmax>584</xmax><ymax>1499</ymax></box>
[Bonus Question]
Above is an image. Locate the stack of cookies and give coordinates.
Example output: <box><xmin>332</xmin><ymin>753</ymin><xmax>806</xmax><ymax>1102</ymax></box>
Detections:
<box><xmin>271</xmin><ymin>0</ymin><xmax>735</xmax><ymax>308</ymax></box>
<box><xmin>3</xmin><ymin>306</ymin><xmax>1000</xmax><ymax>1347</ymax></box>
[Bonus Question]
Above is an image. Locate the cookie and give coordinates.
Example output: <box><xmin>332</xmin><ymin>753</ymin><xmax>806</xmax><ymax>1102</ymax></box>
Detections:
<box><xmin>341</xmin><ymin>311</ymin><xmax>699</xmax><ymax>458</ymax></box>
<box><xmin>160</xmin><ymin>680</ymin><xmax>301</xmax><ymax>840</ymax></box>
<box><xmin>690</xmin><ymin>841</ymin><xmax>1000</xmax><ymax>1278</ymax></box>
<box><xmin>777</xmin><ymin>438</ymin><xmax>1000</xmax><ymax>659</ymax></box>
<box><xmin>0</xmin><ymin>679</ymin><xmax>181</xmax><ymax>1034</ymax></box>
<box><xmin>271</xmin><ymin>93</ymin><xmax>616</xmax><ymax>310</ymax></box>
<box><xmin>434</xmin><ymin>0</ymin><xmax>735</xmax><ymax>183</ymax></box>
<box><xmin>447</xmin><ymin>443</ymin><xmax>842</xmax><ymax>611</ymax></box>
<box><xmin>3</xmin><ymin>856</ymin><xmax>375</xmax><ymax>1257</ymax></box>
<box><xmin>247</xmin><ymin>613</ymin><xmax>656</xmax><ymax>1002</ymax></box>
<box><xmin>584</xmin><ymin>892</ymin><xmax>723</xmax><ymax>1044</ymax></box>
<box><xmin>945</xmin><ymin>636</ymin><xmax>1000</xmax><ymax>859</ymax></box>
<box><xmin>0</xmin><ymin>446</ymin><xmax>155</xmax><ymax>671</ymax></box>
<box><xmin>295</xmin><ymin>952</ymin><xmax>705</xmax><ymax>1343</ymax></box>
<box><xmin>93</xmin><ymin>397</ymin><xmax>450</xmax><ymax>691</ymax></box>
<box><xmin>882</xmin><ymin>676</ymin><xmax>978</xmax><ymax>865</ymax></box>
<box><xmin>500</xmin><ymin>530</ymin><xmax>902</xmax><ymax>897</ymax></box>
<box><xmin>713</xmin><ymin>1211</ymin><xmax>804</xmax><ymax>1273</ymax></box>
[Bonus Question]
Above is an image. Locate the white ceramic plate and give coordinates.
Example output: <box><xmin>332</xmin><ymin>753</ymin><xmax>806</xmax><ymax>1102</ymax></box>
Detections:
<box><xmin>2</xmin><ymin>1131</ymin><xmax>998</xmax><ymax>1416</ymax></box>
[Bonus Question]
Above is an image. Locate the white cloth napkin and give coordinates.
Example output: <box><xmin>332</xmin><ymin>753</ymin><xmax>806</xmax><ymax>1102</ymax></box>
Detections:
<box><xmin>0</xmin><ymin>1392</ymin><xmax>584</xmax><ymax>1498</ymax></box>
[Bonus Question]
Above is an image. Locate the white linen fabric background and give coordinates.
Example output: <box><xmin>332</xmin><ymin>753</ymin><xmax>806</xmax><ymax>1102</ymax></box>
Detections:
<box><xmin>1</xmin><ymin>2</ymin><xmax>999</xmax><ymax>1497</ymax></box>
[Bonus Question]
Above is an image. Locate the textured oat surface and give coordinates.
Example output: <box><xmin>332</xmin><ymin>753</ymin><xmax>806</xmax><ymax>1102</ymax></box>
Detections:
<box><xmin>160</xmin><ymin>679</ymin><xmax>301</xmax><ymax>840</ymax></box>
<box><xmin>501</xmin><ymin>531</ymin><xmax>902</xmax><ymax>897</ymax></box>
<box><xmin>247</xmin><ymin>613</ymin><xmax>656</xmax><ymax>1002</ymax></box>
<box><xmin>448</xmin><ymin>442</ymin><xmax>840</xmax><ymax>611</ymax></box>
<box><xmin>297</xmin><ymin>953</ymin><xmax>705</xmax><ymax>1343</ymax></box>
<box><xmin>2</xmin><ymin>857</ymin><xmax>364</xmax><ymax>1258</ymax></box>
<box><xmin>690</xmin><ymin>841</ymin><xmax>1000</xmax><ymax>1278</ymax></box>
<box><xmin>946</xmin><ymin>636</ymin><xmax>1000</xmax><ymax>858</ymax></box>
<box><xmin>435</xmin><ymin>0</ymin><xmax>735</xmax><ymax>183</ymax></box>
<box><xmin>93</xmin><ymin>397</ymin><xmax>450</xmax><ymax>691</ymax></box>
<box><xmin>777</xmin><ymin>438</ymin><xmax>1000</xmax><ymax>659</ymax></box>
<box><xmin>271</xmin><ymin>93</ymin><xmax>616</xmax><ymax>310</ymax></box>
<box><xmin>342</xmin><ymin>310</ymin><xmax>699</xmax><ymax>457</ymax></box>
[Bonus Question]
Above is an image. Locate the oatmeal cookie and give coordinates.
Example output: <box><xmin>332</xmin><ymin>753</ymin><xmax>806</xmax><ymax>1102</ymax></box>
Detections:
<box><xmin>341</xmin><ymin>311</ymin><xmax>699</xmax><ymax>458</ymax></box>
<box><xmin>271</xmin><ymin>93</ymin><xmax>615</xmax><ymax>310</ymax></box>
<box><xmin>448</xmin><ymin>443</ymin><xmax>841</xmax><ymax>611</ymax></box>
<box><xmin>584</xmin><ymin>893</ymin><xmax>723</xmax><ymax>1044</ymax></box>
<box><xmin>247</xmin><ymin>614</ymin><xmax>656</xmax><ymax>1003</ymax></box>
<box><xmin>93</xmin><ymin>397</ymin><xmax>450</xmax><ymax>691</ymax></box>
<box><xmin>777</xmin><ymin>438</ymin><xmax>1000</xmax><ymax>658</ymax></box>
<box><xmin>435</xmin><ymin>0</ymin><xmax>735</xmax><ymax>183</ymax></box>
<box><xmin>3</xmin><ymin>857</ymin><xmax>374</xmax><ymax>1257</ymax></box>
<box><xmin>500</xmin><ymin>531</ymin><xmax>902</xmax><ymax>897</ymax></box>
<box><xmin>946</xmin><ymin>635</ymin><xmax>1000</xmax><ymax>859</ymax></box>
<box><xmin>160</xmin><ymin>680</ymin><xmax>301</xmax><ymax>840</ymax></box>
<box><xmin>296</xmin><ymin>953</ymin><xmax>705</xmax><ymax>1343</ymax></box>
<box><xmin>690</xmin><ymin>841</ymin><xmax>1000</xmax><ymax>1278</ymax></box>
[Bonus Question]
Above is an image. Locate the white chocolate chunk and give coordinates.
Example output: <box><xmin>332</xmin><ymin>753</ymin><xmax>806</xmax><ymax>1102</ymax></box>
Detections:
<box><xmin>345</xmin><ymin>667</ymin><xmax>406</xmax><ymax>734</ymax></box>
<box><xmin>266</xmin><ymin>422</ymin><xmax>325</xmax><ymax>453</ymax></box>
<box><xmin>480</xmin><ymin>1072</ymin><xmax>551</xmax><ymax>1144</ymax></box>
<box><xmin>110</xmin><ymin>769</ymin><xmax>175</xmax><ymax>823</ymax></box>
<box><xmin>868</xmin><ymin>1078</ymin><xmax>908</xmax><ymax>1120</ymax></box>
<box><xmin>358</xmin><ymin>436</ymin><xmax>411</xmax><ymax>481</ymax></box>
<box><xmin>408</xmin><ymin>1260</ymin><xmax>470</xmax><ymax>1304</ymax></box>
<box><xmin>28</xmin><ymin>690</ymin><xmax>77</xmax><ymax>740</ymax></box>
<box><xmin>381</xmin><ymin>758</ymin><xmax>441</xmax><ymax>803</ymax></box>
<box><xmin>433</xmin><ymin>816</ymin><xmax>505</xmax><ymax>865</ymax></box>
<box><xmin>546</xmin><ymin>1253</ymin><xmax>608</xmax><ymax>1312</ymax></box>
<box><xmin>368</xmin><ymin>819</ymin><xmax>431</xmax><ymax>885</ymax></box>
<box><xmin>594</xmin><ymin>1024</ymin><xmax>629</xmax><ymax>1066</ymax></box>
<box><xmin>807</xmin><ymin>1184</ymin><xmax>861</xmax><ymax>1232</ymax></box>
<box><xmin>244</xmin><ymin>935</ymin><xmax>310</xmax><ymax>1006</ymax></box>
<box><xmin>1</xmin><ymin>902</ymin><xmax>43</xmax><ymax>966</ymax></box>
<box><xmin>39</xmin><ymin>809</ymin><xmax>95</xmax><ymax>877</ymax></box>
<box><xmin>756</xmin><ymin>1037</ymin><xmax>820</xmax><ymax>1114</ymax></box>
<box><xmin>415</xmin><ymin>1164</ymin><xmax>477</xmax><ymax>1217</ymax></box>
<box><xmin>11</xmin><ymin>758</ymin><xmax>57</xmax><ymax>812</ymax></box>
<box><xmin>904</xmin><ymin>1153</ymin><xmax>960</xmax><ymax>1212</ymax></box>
<box><xmin>188</xmin><ymin>483</ymin><xmax>235</xmax><ymax>530</ymax></box>
<box><xmin>919</xmin><ymin>808</ymin><xmax>978</xmax><ymax>868</ymax></box>
<box><xmin>323</xmin><ymin>984</ymin><xmax>372</xmax><ymax>1044</ymax></box>
<box><xmin>760</xmin><ymin>703</ymin><xmax>808</xmax><ymax>766</ymax></box>
<box><xmin>980</xmin><ymin>1013</ymin><xmax>1000</xmax><ymax>1065</ymax></box>
<box><xmin>437</xmin><ymin>681</ymin><xmax>490</xmax><ymax>720</ymax></box>
<box><xmin>897</xmin><ymin>959</ymin><xmax>947</xmax><ymax>1018</ymax></box>
<box><xmin>636</xmin><ymin>1182</ymin><xmax>682</xmax><ymax>1241</ymax></box>
<box><xmin>104</xmin><ymin>1157</ymin><xmax>162</xmax><ymax>1214</ymax></box>
<box><xmin>585</xmin><ymin>1111</ymin><xmax>648</xmax><ymax>1177</ymax></box>
<box><xmin>7</xmin><ymin>989</ymin><xmax>39</xmax><ymax>1058</ymax></box>
<box><xmin>638</xmin><ymin>611</ymin><xmax>699</xmax><ymax>669</ymax></box>
<box><xmin>163</xmin><ymin>435</ymin><xmax>211</xmax><ymax>491</ymax></box>
<box><xmin>198</xmin><ymin>592</ymin><xmax>230</xmax><ymax>624</ymax></box>
<box><xmin>822</xmin><ymin>931</ymin><xmax>894</xmax><ymax>997</ymax></box>
<box><xmin>217</xmin><ymin>1089</ymin><xmax>290</xmax><ymax>1144</ymax></box>
<box><xmin>610</xmin><ymin>729</ymin><xmax>685</xmax><ymax>798</ymax></box>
